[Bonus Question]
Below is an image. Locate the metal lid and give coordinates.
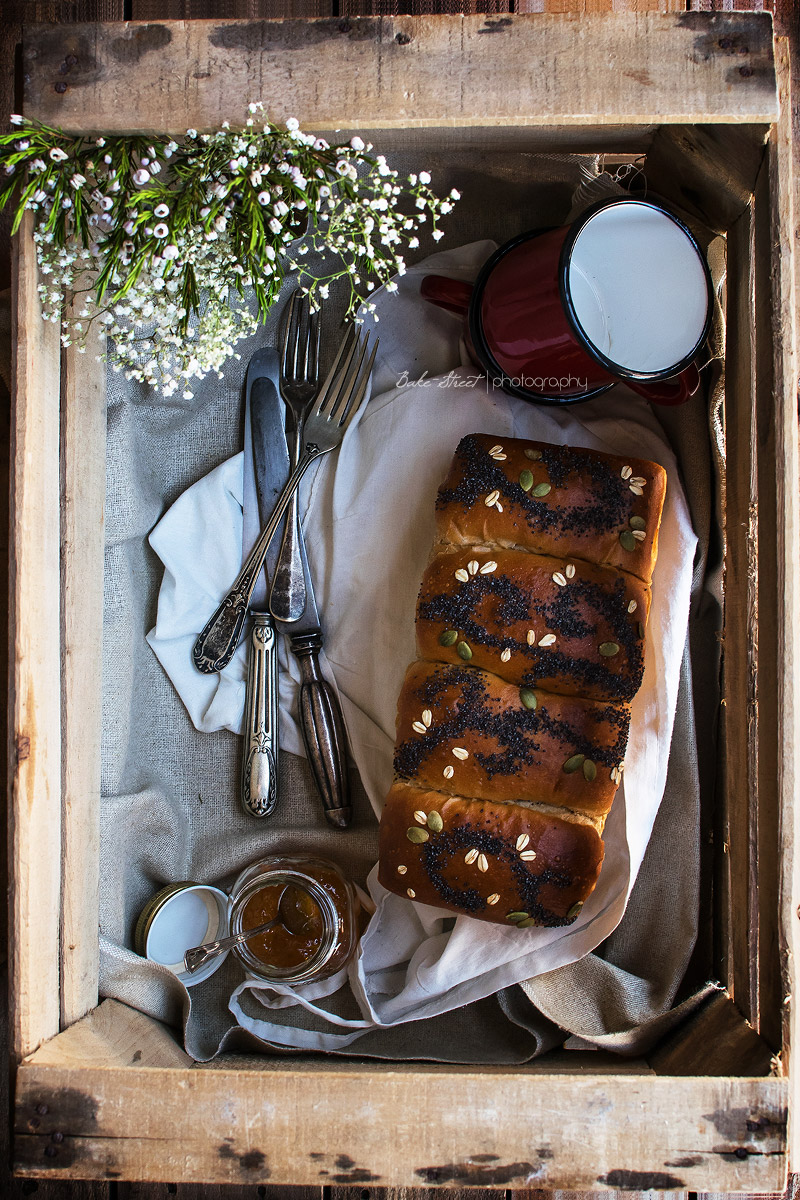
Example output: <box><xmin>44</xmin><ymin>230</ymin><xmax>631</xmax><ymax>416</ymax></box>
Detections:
<box><xmin>135</xmin><ymin>881</ymin><xmax>230</xmax><ymax>988</ymax></box>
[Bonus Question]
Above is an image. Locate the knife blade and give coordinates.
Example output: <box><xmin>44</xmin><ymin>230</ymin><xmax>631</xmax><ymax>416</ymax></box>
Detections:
<box><xmin>239</xmin><ymin>348</ymin><xmax>285</xmax><ymax>819</ymax></box>
<box><xmin>249</xmin><ymin>353</ymin><xmax>353</xmax><ymax>830</ymax></box>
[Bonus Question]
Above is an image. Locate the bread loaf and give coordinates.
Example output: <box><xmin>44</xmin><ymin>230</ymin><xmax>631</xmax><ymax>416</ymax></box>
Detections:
<box><xmin>378</xmin><ymin>434</ymin><xmax>667</xmax><ymax>927</ymax></box>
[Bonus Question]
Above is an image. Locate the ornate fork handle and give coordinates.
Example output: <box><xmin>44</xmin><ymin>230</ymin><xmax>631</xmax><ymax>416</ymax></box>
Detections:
<box><xmin>193</xmin><ymin>446</ymin><xmax>321</xmax><ymax>674</ymax></box>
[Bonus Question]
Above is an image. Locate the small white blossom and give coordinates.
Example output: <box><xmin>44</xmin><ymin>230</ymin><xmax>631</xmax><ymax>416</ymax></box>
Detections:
<box><xmin>154</xmin><ymin>203</ymin><xmax>170</xmax><ymax>218</ymax></box>
<box><xmin>49</xmin><ymin>147</ymin><xmax>68</xmax><ymax>162</ymax></box>
<box><xmin>419</xmin><ymin>170</ymin><xmax>431</xmax><ymax>184</ymax></box>
<box><xmin>153</xmin><ymin>223</ymin><xmax>169</xmax><ymax>238</ymax></box>
<box><xmin>133</xmin><ymin>168</ymin><xmax>151</xmax><ymax>186</ymax></box>
<box><xmin>350</xmin><ymin>136</ymin><xmax>365</xmax><ymax>151</ymax></box>
<box><xmin>10</xmin><ymin>114</ymin><xmax>24</xmax><ymax>125</ymax></box>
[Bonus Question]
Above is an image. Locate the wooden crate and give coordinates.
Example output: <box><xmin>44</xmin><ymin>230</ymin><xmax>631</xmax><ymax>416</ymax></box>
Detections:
<box><xmin>8</xmin><ymin>10</ymin><xmax>799</xmax><ymax>1190</ymax></box>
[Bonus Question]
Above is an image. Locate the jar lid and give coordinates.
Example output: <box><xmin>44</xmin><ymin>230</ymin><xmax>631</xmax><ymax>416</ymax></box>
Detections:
<box><xmin>134</xmin><ymin>881</ymin><xmax>229</xmax><ymax>988</ymax></box>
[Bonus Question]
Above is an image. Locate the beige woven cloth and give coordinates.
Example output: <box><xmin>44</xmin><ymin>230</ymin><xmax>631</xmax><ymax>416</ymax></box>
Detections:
<box><xmin>96</xmin><ymin>155</ymin><xmax>723</xmax><ymax>1061</ymax></box>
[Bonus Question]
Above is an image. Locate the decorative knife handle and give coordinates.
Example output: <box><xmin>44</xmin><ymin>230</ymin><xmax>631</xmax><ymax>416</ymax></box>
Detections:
<box><xmin>292</xmin><ymin>632</ymin><xmax>351</xmax><ymax>829</ymax></box>
<box><xmin>192</xmin><ymin>449</ymin><xmax>317</xmax><ymax>674</ymax></box>
<box><xmin>241</xmin><ymin>611</ymin><xmax>279</xmax><ymax>819</ymax></box>
<box><xmin>270</xmin><ymin>422</ymin><xmax>307</xmax><ymax>623</ymax></box>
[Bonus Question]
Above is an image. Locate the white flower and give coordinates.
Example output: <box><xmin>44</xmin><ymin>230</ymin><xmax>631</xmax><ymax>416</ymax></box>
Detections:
<box><xmin>162</xmin><ymin>244</ymin><xmax>179</xmax><ymax>260</ymax></box>
<box><xmin>16</xmin><ymin>140</ymin><xmax>30</xmax><ymax>150</ymax></box>
<box><xmin>274</xmin><ymin>200</ymin><xmax>289</xmax><ymax>217</ymax></box>
<box><xmin>153</xmin><ymin>223</ymin><xmax>169</xmax><ymax>238</ymax></box>
<box><xmin>49</xmin><ymin>147</ymin><xmax>68</xmax><ymax>162</ymax></box>
<box><xmin>154</xmin><ymin>203</ymin><xmax>170</xmax><ymax>218</ymax></box>
<box><xmin>33</xmin><ymin>189</ymin><xmax>47</xmax><ymax>203</ymax></box>
<box><xmin>350</xmin><ymin>136</ymin><xmax>365</xmax><ymax>151</ymax></box>
<box><xmin>440</xmin><ymin>201</ymin><xmax>453</xmax><ymax>214</ymax></box>
<box><xmin>432</xmin><ymin>229</ymin><xmax>444</xmax><ymax>241</ymax></box>
<box><xmin>133</xmin><ymin>168</ymin><xmax>151</xmax><ymax>186</ymax></box>
<box><xmin>257</xmin><ymin>191</ymin><xmax>271</xmax><ymax>207</ymax></box>
<box><xmin>419</xmin><ymin>170</ymin><xmax>431</xmax><ymax>184</ymax></box>
<box><xmin>214</xmin><ymin>216</ymin><xmax>226</xmax><ymax>232</ymax></box>
<box><xmin>269</xmin><ymin>217</ymin><xmax>282</xmax><ymax>234</ymax></box>
<box><xmin>10</xmin><ymin>114</ymin><xmax>23</xmax><ymax>125</ymax></box>
<box><xmin>408</xmin><ymin>236</ymin><xmax>419</xmax><ymax>249</ymax></box>
<box><xmin>70</xmin><ymin>173</ymin><xmax>86</xmax><ymax>189</ymax></box>
<box><xmin>4</xmin><ymin>164</ymin><xmax>14</xmax><ymax>176</ymax></box>
<box><xmin>250</xmin><ymin>170</ymin><xmax>263</xmax><ymax>187</ymax></box>
<box><xmin>123</xmin><ymin>220</ymin><xmax>135</xmax><ymax>235</ymax></box>
<box><xmin>285</xmin><ymin>117</ymin><xmax>300</xmax><ymax>131</ymax></box>
<box><xmin>336</xmin><ymin>159</ymin><xmax>350</xmax><ymax>175</ymax></box>
<box><xmin>450</xmin><ymin>188</ymin><xmax>460</xmax><ymax>200</ymax></box>
<box><xmin>61</xmin><ymin>196</ymin><xmax>72</xmax><ymax>209</ymax></box>
<box><xmin>100</xmin><ymin>197</ymin><xmax>113</xmax><ymax>212</ymax></box>
<box><xmin>186</xmin><ymin>128</ymin><xmax>197</xmax><ymax>138</ymax></box>
<box><xmin>386</xmin><ymin>280</ymin><xmax>398</xmax><ymax>293</ymax></box>
<box><xmin>31</xmin><ymin>158</ymin><xmax>46</xmax><ymax>172</ymax></box>
<box><xmin>149</xmin><ymin>160</ymin><xmax>162</xmax><ymax>174</ymax></box>
<box><xmin>314</xmin><ymin>138</ymin><xmax>329</xmax><ymax>151</ymax></box>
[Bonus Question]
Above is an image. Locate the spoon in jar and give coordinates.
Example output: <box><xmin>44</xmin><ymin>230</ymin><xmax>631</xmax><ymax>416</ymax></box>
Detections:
<box><xmin>183</xmin><ymin>884</ymin><xmax>315</xmax><ymax>975</ymax></box>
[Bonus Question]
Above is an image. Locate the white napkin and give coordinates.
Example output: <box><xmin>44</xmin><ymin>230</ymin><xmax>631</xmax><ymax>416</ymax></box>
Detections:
<box><xmin>148</xmin><ymin>241</ymin><xmax>696</xmax><ymax>1043</ymax></box>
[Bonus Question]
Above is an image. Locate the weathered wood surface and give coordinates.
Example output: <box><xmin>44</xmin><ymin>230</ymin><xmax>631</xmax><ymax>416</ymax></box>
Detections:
<box><xmin>9</xmin><ymin>212</ymin><xmax>64</xmax><ymax>1063</ymax></box>
<box><xmin>11</xmin><ymin>1064</ymin><xmax>789</xmax><ymax>1190</ymax></box>
<box><xmin>20</xmin><ymin>13</ymin><xmax>778</xmax><ymax>135</ymax></box>
<box><xmin>60</xmin><ymin>297</ymin><xmax>106</xmax><ymax>1032</ymax></box>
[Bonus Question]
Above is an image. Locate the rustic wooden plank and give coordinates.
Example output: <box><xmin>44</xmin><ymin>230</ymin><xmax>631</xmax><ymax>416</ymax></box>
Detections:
<box><xmin>11</xmin><ymin>1063</ymin><xmax>788</xmax><ymax>1189</ymax></box>
<box><xmin>517</xmin><ymin>0</ymin><xmax>683</xmax><ymax>10</ymax></box>
<box><xmin>59</xmin><ymin>294</ymin><xmax>105</xmax><ymax>1032</ymax></box>
<box><xmin>648</xmin><ymin>989</ymin><xmax>776</xmax><ymax>1076</ymax></box>
<box><xmin>132</xmin><ymin>0</ymin><xmax>332</xmax><ymax>16</ymax></box>
<box><xmin>21</xmin><ymin>13</ymin><xmax>778</xmax><ymax>135</ymax></box>
<box><xmin>25</xmin><ymin>999</ymin><xmax>194</xmax><ymax>1070</ymax></box>
<box><xmin>118</xmin><ymin>1186</ymin><xmax>321</xmax><ymax>1199</ymax></box>
<box><xmin>768</xmin><ymin>34</ymin><xmax>800</xmax><ymax>1171</ymax></box>
<box><xmin>716</xmin><ymin>193</ymin><xmax>759</xmax><ymax>1022</ymax></box>
<box><xmin>9</xmin><ymin>211</ymin><xmax>63</xmax><ymax>1062</ymax></box>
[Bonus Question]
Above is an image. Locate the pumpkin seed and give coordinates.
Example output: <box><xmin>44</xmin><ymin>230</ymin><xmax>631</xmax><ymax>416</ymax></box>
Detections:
<box><xmin>583</xmin><ymin>759</ymin><xmax>597</xmax><ymax>782</ymax></box>
<box><xmin>524</xmin><ymin>448</ymin><xmax>542</xmax><ymax>461</ymax></box>
<box><xmin>638</xmin><ymin>622</ymin><xmax>645</xmax><ymax>639</ymax></box>
<box><xmin>507</xmin><ymin>911</ymin><xmax>529</xmax><ymax>922</ymax></box>
<box><xmin>519</xmin><ymin>469</ymin><xmax>534</xmax><ymax>492</ymax></box>
<box><xmin>406</xmin><ymin>827</ymin><xmax>429</xmax><ymax>844</ymax></box>
<box><xmin>517</xmin><ymin>918</ymin><xmax>538</xmax><ymax>928</ymax></box>
<box><xmin>519</xmin><ymin>687</ymin><xmax>537</xmax><ymax>711</ymax></box>
<box><xmin>567</xmin><ymin>902</ymin><xmax>584</xmax><ymax>919</ymax></box>
<box><xmin>619</xmin><ymin>530</ymin><xmax>636</xmax><ymax>552</ymax></box>
<box><xmin>457</xmin><ymin>641</ymin><xmax>473</xmax><ymax>661</ymax></box>
<box><xmin>533</xmin><ymin>482</ymin><xmax>552</xmax><ymax>498</ymax></box>
<box><xmin>599</xmin><ymin>642</ymin><xmax>620</xmax><ymax>657</ymax></box>
<box><xmin>427</xmin><ymin>811</ymin><xmax>443</xmax><ymax>832</ymax></box>
<box><xmin>563</xmin><ymin>753</ymin><xmax>585</xmax><ymax>773</ymax></box>
<box><xmin>629</xmin><ymin>515</ymin><xmax>647</xmax><ymax>531</ymax></box>
<box><xmin>440</xmin><ymin>629</ymin><xmax>459</xmax><ymax>646</ymax></box>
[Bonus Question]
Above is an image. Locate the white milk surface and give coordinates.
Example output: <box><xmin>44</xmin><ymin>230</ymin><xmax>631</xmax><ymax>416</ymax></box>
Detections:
<box><xmin>567</xmin><ymin>202</ymin><xmax>708</xmax><ymax>374</ymax></box>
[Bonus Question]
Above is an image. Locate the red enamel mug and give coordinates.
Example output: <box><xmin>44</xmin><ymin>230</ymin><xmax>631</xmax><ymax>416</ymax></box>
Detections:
<box><xmin>421</xmin><ymin>196</ymin><xmax>713</xmax><ymax>407</ymax></box>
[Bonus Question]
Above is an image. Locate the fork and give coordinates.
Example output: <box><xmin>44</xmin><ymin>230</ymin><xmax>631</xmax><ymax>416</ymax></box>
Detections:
<box><xmin>272</xmin><ymin>290</ymin><xmax>319</xmax><ymax>623</ymax></box>
<box><xmin>193</xmin><ymin>328</ymin><xmax>378</xmax><ymax>675</ymax></box>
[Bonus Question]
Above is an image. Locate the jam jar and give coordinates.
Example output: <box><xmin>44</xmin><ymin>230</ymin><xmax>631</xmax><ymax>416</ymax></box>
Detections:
<box><xmin>228</xmin><ymin>855</ymin><xmax>358</xmax><ymax>983</ymax></box>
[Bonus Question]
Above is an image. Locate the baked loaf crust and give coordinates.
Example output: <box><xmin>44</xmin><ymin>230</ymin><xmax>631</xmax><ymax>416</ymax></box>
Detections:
<box><xmin>416</xmin><ymin>546</ymin><xmax>650</xmax><ymax>703</ymax></box>
<box><xmin>435</xmin><ymin>434</ymin><xmax>666</xmax><ymax>584</ymax></box>
<box><xmin>377</xmin><ymin>780</ymin><xmax>604</xmax><ymax>927</ymax></box>
<box><xmin>378</xmin><ymin>434</ymin><xmax>667</xmax><ymax>928</ymax></box>
<box><xmin>394</xmin><ymin>660</ymin><xmax>627</xmax><ymax>820</ymax></box>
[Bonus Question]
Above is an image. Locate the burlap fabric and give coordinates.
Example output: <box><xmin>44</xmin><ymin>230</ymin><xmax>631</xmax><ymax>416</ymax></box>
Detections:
<box><xmin>98</xmin><ymin>153</ymin><xmax>723</xmax><ymax>1061</ymax></box>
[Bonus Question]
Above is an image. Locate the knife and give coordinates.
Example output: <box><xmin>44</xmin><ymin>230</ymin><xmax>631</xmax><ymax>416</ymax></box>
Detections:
<box><xmin>240</xmin><ymin>347</ymin><xmax>285</xmax><ymax>819</ymax></box>
<box><xmin>247</xmin><ymin>352</ymin><xmax>353</xmax><ymax>830</ymax></box>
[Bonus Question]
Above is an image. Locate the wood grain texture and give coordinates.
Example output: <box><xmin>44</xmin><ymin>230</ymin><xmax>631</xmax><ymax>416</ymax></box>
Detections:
<box><xmin>26</xmin><ymin>1000</ymin><xmax>194</xmax><ymax>1070</ymax></box>
<box><xmin>648</xmin><ymin>989</ymin><xmax>776</xmax><ymax>1076</ymax></box>
<box><xmin>59</xmin><ymin>298</ymin><xmax>105</xmax><ymax>1031</ymax></box>
<box><xmin>11</xmin><ymin>1062</ymin><xmax>789</xmax><ymax>1190</ymax></box>
<box><xmin>9</xmin><ymin>211</ymin><xmax>63</xmax><ymax>1063</ymax></box>
<box><xmin>20</xmin><ymin>13</ymin><xmax>778</xmax><ymax>135</ymax></box>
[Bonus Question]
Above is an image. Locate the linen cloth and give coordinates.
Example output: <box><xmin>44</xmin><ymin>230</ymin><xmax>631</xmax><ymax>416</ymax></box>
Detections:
<box><xmin>146</xmin><ymin>241</ymin><xmax>697</xmax><ymax>1049</ymax></box>
<box><xmin>98</xmin><ymin>155</ymin><xmax>721</xmax><ymax>1061</ymax></box>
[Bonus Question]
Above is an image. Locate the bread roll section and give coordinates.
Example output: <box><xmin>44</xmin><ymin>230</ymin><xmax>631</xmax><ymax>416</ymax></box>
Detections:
<box><xmin>378</xmin><ymin>434</ymin><xmax>667</xmax><ymax>928</ymax></box>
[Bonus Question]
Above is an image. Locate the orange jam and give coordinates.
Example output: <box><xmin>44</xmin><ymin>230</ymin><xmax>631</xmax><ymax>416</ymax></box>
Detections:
<box><xmin>241</xmin><ymin>883</ymin><xmax>323</xmax><ymax>971</ymax></box>
<box><xmin>236</xmin><ymin>859</ymin><xmax>357</xmax><ymax>979</ymax></box>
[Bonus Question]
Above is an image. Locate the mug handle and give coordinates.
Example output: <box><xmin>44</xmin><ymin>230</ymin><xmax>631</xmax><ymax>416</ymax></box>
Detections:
<box><xmin>626</xmin><ymin>362</ymin><xmax>701</xmax><ymax>407</ymax></box>
<box><xmin>420</xmin><ymin>274</ymin><xmax>474</xmax><ymax>317</ymax></box>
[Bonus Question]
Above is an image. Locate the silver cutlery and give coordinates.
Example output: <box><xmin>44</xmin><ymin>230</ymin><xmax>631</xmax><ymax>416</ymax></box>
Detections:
<box><xmin>239</xmin><ymin>348</ymin><xmax>286</xmax><ymax>819</ymax></box>
<box><xmin>272</xmin><ymin>290</ymin><xmax>319</xmax><ymax>623</ymax></box>
<box><xmin>192</xmin><ymin>328</ymin><xmax>377</xmax><ymax>676</ymax></box>
<box><xmin>251</xmin><ymin>353</ymin><xmax>353</xmax><ymax>829</ymax></box>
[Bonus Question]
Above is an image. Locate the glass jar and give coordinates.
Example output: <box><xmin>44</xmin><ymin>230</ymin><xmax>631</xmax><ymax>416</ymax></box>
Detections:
<box><xmin>228</xmin><ymin>855</ymin><xmax>358</xmax><ymax>983</ymax></box>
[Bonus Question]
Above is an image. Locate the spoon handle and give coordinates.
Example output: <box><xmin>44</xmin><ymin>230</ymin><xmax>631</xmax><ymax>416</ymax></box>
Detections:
<box><xmin>183</xmin><ymin>917</ymin><xmax>277</xmax><ymax>974</ymax></box>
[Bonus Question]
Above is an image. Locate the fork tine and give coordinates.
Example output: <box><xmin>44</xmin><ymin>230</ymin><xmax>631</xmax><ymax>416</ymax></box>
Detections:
<box><xmin>292</xmin><ymin>291</ymin><xmax>307</xmax><ymax>382</ymax></box>
<box><xmin>308</xmin><ymin>307</ymin><xmax>321</xmax><ymax>386</ymax></box>
<box><xmin>329</xmin><ymin>334</ymin><xmax>369</xmax><ymax>425</ymax></box>
<box><xmin>315</xmin><ymin>328</ymin><xmax>359</xmax><ymax>415</ymax></box>
<box><xmin>280</xmin><ymin>290</ymin><xmax>298</xmax><ymax>382</ymax></box>
<box><xmin>339</xmin><ymin>338</ymin><xmax>378</xmax><ymax>429</ymax></box>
